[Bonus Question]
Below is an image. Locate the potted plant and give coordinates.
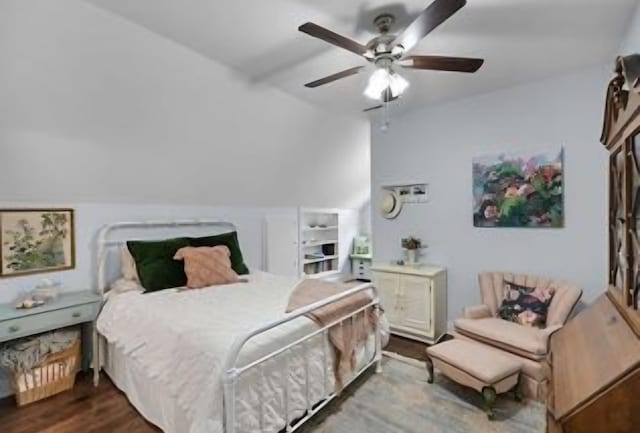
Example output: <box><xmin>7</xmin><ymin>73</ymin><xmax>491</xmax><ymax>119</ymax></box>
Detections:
<box><xmin>401</xmin><ymin>236</ymin><xmax>424</xmax><ymax>264</ymax></box>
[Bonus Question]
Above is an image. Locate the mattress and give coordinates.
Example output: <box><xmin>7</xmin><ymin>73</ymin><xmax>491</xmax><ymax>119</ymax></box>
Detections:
<box><xmin>98</xmin><ymin>271</ymin><xmax>384</xmax><ymax>433</ymax></box>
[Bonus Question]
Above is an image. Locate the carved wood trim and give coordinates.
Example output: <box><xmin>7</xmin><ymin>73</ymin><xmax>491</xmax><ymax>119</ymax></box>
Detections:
<box><xmin>602</xmin><ymin>54</ymin><xmax>640</xmax><ymax>333</ymax></box>
<box><xmin>601</xmin><ymin>55</ymin><xmax>640</xmax><ymax>151</ymax></box>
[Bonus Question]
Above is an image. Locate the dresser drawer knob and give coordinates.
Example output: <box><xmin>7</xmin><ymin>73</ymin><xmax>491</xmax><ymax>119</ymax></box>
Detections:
<box><xmin>8</xmin><ymin>325</ymin><xmax>20</xmax><ymax>333</ymax></box>
<box><xmin>72</xmin><ymin>311</ymin><xmax>82</xmax><ymax>318</ymax></box>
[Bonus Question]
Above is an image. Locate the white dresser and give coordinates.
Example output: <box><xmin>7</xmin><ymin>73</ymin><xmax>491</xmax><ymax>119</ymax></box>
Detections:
<box><xmin>371</xmin><ymin>263</ymin><xmax>447</xmax><ymax>344</ymax></box>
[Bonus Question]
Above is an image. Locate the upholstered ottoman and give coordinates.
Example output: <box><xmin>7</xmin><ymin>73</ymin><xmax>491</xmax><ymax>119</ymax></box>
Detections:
<box><xmin>426</xmin><ymin>339</ymin><xmax>522</xmax><ymax>419</ymax></box>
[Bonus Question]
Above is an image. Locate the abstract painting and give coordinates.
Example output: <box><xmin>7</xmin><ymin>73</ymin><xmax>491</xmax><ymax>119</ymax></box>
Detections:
<box><xmin>0</xmin><ymin>209</ymin><xmax>75</xmax><ymax>277</ymax></box>
<box><xmin>473</xmin><ymin>148</ymin><xmax>563</xmax><ymax>228</ymax></box>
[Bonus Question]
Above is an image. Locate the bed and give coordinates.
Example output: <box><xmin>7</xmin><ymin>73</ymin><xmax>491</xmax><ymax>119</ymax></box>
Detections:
<box><xmin>93</xmin><ymin>220</ymin><xmax>387</xmax><ymax>433</ymax></box>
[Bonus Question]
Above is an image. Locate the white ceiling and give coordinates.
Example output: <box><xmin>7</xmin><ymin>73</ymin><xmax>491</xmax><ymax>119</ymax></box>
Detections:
<box><xmin>85</xmin><ymin>0</ymin><xmax>638</xmax><ymax>117</ymax></box>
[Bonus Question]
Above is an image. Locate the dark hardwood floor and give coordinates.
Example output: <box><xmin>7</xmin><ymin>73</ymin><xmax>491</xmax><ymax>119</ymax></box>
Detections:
<box><xmin>385</xmin><ymin>334</ymin><xmax>429</xmax><ymax>362</ymax></box>
<box><xmin>0</xmin><ymin>335</ymin><xmax>425</xmax><ymax>433</ymax></box>
<box><xmin>0</xmin><ymin>372</ymin><xmax>161</xmax><ymax>433</ymax></box>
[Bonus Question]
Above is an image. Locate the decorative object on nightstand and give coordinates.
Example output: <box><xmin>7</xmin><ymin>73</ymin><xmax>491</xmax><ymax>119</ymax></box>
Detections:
<box><xmin>14</xmin><ymin>279</ymin><xmax>61</xmax><ymax>309</ymax></box>
<box><xmin>371</xmin><ymin>263</ymin><xmax>446</xmax><ymax>343</ymax></box>
<box><xmin>401</xmin><ymin>236</ymin><xmax>424</xmax><ymax>265</ymax></box>
<box><xmin>0</xmin><ymin>290</ymin><xmax>101</xmax><ymax>405</ymax></box>
<box><xmin>350</xmin><ymin>236</ymin><xmax>372</xmax><ymax>281</ymax></box>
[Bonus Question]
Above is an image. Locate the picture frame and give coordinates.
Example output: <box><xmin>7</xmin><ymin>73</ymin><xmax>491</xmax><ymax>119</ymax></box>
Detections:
<box><xmin>0</xmin><ymin>208</ymin><xmax>75</xmax><ymax>277</ymax></box>
<box><xmin>472</xmin><ymin>148</ymin><xmax>564</xmax><ymax>228</ymax></box>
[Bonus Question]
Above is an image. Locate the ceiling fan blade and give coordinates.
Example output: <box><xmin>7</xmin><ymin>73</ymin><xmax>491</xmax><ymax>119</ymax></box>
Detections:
<box><xmin>403</xmin><ymin>55</ymin><xmax>484</xmax><ymax>73</ymax></box>
<box><xmin>363</xmin><ymin>105</ymin><xmax>383</xmax><ymax>112</ymax></box>
<box><xmin>304</xmin><ymin>66</ymin><xmax>364</xmax><ymax>88</ymax></box>
<box><xmin>393</xmin><ymin>0</ymin><xmax>466</xmax><ymax>54</ymax></box>
<box><xmin>299</xmin><ymin>22</ymin><xmax>368</xmax><ymax>56</ymax></box>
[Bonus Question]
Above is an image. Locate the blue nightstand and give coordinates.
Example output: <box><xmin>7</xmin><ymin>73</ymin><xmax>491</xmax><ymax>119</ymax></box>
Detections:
<box><xmin>0</xmin><ymin>291</ymin><xmax>101</xmax><ymax>371</ymax></box>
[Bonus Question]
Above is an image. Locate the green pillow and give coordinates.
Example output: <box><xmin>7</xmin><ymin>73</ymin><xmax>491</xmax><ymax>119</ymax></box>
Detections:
<box><xmin>127</xmin><ymin>237</ymin><xmax>190</xmax><ymax>292</ymax></box>
<box><xmin>189</xmin><ymin>231</ymin><xmax>249</xmax><ymax>275</ymax></box>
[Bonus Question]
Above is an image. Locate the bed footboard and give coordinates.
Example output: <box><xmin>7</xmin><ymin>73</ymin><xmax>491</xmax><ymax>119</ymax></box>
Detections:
<box><xmin>222</xmin><ymin>282</ymin><xmax>382</xmax><ymax>433</ymax></box>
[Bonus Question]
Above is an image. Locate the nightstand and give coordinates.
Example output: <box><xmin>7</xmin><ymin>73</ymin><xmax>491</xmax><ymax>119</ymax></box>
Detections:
<box><xmin>0</xmin><ymin>291</ymin><xmax>101</xmax><ymax>371</ymax></box>
<box><xmin>350</xmin><ymin>253</ymin><xmax>373</xmax><ymax>281</ymax></box>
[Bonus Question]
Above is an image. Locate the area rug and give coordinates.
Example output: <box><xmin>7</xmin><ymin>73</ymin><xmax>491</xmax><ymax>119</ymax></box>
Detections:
<box><xmin>300</xmin><ymin>354</ymin><xmax>546</xmax><ymax>433</ymax></box>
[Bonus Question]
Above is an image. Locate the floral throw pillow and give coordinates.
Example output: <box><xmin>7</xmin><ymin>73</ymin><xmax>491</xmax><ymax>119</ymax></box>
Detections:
<box><xmin>498</xmin><ymin>281</ymin><xmax>555</xmax><ymax>328</ymax></box>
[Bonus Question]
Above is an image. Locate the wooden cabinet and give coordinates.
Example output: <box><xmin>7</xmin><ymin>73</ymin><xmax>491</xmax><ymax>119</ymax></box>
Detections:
<box><xmin>371</xmin><ymin>264</ymin><xmax>446</xmax><ymax>343</ymax></box>
<box><xmin>548</xmin><ymin>295</ymin><xmax>640</xmax><ymax>433</ymax></box>
<box><xmin>399</xmin><ymin>274</ymin><xmax>433</xmax><ymax>334</ymax></box>
<box><xmin>374</xmin><ymin>271</ymin><xmax>400</xmax><ymax>324</ymax></box>
<box><xmin>546</xmin><ymin>54</ymin><xmax>640</xmax><ymax>433</ymax></box>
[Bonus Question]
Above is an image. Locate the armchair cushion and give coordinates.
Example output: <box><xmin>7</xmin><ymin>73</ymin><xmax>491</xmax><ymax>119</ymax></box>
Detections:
<box><xmin>454</xmin><ymin>317</ymin><xmax>549</xmax><ymax>361</ymax></box>
<box><xmin>463</xmin><ymin>304</ymin><xmax>492</xmax><ymax>320</ymax></box>
<box><xmin>478</xmin><ymin>271</ymin><xmax>582</xmax><ymax>327</ymax></box>
<box><xmin>497</xmin><ymin>281</ymin><xmax>554</xmax><ymax>328</ymax></box>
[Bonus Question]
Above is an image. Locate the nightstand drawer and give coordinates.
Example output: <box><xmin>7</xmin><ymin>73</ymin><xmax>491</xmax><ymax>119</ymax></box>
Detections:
<box><xmin>0</xmin><ymin>303</ymin><xmax>98</xmax><ymax>342</ymax></box>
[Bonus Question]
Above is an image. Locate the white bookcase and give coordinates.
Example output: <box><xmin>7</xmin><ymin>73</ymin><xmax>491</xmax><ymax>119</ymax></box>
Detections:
<box><xmin>265</xmin><ymin>208</ymin><xmax>356</xmax><ymax>278</ymax></box>
<box><xmin>299</xmin><ymin>209</ymin><xmax>340</xmax><ymax>278</ymax></box>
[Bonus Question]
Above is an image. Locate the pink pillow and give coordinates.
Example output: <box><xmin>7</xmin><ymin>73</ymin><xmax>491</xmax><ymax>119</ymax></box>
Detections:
<box><xmin>173</xmin><ymin>246</ymin><xmax>239</xmax><ymax>289</ymax></box>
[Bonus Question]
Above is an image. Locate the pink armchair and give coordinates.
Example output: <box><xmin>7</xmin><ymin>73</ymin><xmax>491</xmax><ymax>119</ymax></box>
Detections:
<box><xmin>453</xmin><ymin>271</ymin><xmax>582</xmax><ymax>401</ymax></box>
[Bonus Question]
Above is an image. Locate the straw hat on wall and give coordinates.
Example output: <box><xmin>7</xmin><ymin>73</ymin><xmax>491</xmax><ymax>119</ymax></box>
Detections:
<box><xmin>379</xmin><ymin>190</ymin><xmax>402</xmax><ymax>219</ymax></box>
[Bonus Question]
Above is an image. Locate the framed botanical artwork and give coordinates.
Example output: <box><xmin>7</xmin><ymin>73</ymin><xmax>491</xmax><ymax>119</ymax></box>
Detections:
<box><xmin>472</xmin><ymin>148</ymin><xmax>564</xmax><ymax>228</ymax></box>
<box><xmin>0</xmin><ymin>209</ymin><xmax>75</xmax><ymax>277</ymax></box>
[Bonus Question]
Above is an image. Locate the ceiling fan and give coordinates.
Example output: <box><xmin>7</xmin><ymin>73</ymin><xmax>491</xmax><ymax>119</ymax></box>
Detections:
<box><xmin>298</xmin><ymin>0</ymin><xmax>484</xmax><ymax>111</ymax></box>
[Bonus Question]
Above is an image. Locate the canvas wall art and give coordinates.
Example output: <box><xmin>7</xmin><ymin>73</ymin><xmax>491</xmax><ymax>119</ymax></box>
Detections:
<box><xmin>472</xmin><ymin>148</ymin><xmax>563</xmax><ymax>228</ymax></box>
<box><xmin>0</xmin><ymin>209</ymin><xmax>75</xmax><ymax>277</ymax></box>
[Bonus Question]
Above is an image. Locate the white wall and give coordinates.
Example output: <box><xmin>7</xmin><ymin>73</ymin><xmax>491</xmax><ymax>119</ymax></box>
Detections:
<box><xmin>0</xmin><ymin>0</ymin><xmax>370</xmax><ymax>209</ymax></box>
<box><xmin>371</xmin><ymin>65</ymin><xmax>611</xmax><ymax>320</ymax></box>
<box><xmin>621</xmin><ymin>1</ymin><xmax>640</xmax><ymax>53</ymax></box>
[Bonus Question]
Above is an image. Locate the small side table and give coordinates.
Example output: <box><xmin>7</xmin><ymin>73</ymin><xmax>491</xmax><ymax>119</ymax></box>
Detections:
<box><xmin>0</xmin><ymin>291</ymin><xmax>101</xmax><ymax>373</ymax></box>
<box><xmin>350</xmin><ymin>253</ymin><xmax>372</xmax><ymax>281</ymax></box>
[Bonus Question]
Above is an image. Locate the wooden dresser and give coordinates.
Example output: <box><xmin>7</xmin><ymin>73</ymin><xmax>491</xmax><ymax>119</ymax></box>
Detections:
<box><xmin>547</xmin><ymin>295</ymin><xmax>640</xmax><ymax>432</ymax></box>
<box><xmin>547</xmin><ymin>55</ymin><xmax>640</xmax><ymax>433</ymax></box>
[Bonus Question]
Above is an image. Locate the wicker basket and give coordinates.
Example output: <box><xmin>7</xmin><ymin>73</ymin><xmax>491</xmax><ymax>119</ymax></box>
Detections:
<box><xmin>12</xmin><ymin>338</ymin><xmax>80</xmax><ymax>406</ymax></box>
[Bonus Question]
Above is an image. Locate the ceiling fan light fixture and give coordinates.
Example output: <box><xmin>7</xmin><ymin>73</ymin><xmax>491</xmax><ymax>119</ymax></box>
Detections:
<box><xmin>389</xmin><ymin>72</ymin><xmax>409</xmax><ymax>97</ymax></box>
<box><xmin>364</xmin><ymin>68</ymin><xmax>391</xmax><ymax>100</ymax></box>
<box><xmin>363</xmin><ymin>49</ymin><xmax>375</xmax><ymax>60</ymax></box>
<box><xmin>364</xmin><ymin>68</ymin><xmax>409</xmax><ymax>100</ymax></box>
<box><xmin>391</xmin><ymin>45</ymin><xmax>404</xmax><ymax>57</ymax></box>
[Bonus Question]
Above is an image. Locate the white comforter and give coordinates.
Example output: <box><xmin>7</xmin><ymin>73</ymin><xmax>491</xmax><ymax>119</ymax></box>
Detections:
<box><xmin>97</xmin><ymin>271</ymin><xmax>380</xmax><ymax>433</ymax></box>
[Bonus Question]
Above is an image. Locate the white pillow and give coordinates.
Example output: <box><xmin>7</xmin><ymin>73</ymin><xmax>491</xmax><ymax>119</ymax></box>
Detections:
<box><xmin>110</xmin><ymin>278</ymin><xmax>144</xmax><ymax>295</ymax></box>
<box><xmin>120</xmin><ymin>245</ymin><xmax>140</xmax><ymax>282</ymax></box>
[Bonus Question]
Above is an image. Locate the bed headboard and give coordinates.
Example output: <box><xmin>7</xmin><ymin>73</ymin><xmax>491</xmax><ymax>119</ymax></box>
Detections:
<box><xmin>96</xmin><ymin>219</ymin><xmax>237</xmax><ymax>297</ymax></box>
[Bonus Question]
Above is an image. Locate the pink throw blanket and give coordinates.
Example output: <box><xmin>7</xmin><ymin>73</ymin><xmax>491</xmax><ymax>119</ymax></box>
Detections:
<box><xmin>286</xmin><ymin>279</ymin><xmax>377</xmax><ymax>390</ymax></box>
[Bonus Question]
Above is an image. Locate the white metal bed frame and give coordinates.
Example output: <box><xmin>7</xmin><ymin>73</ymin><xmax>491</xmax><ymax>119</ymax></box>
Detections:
<box><xmin>94</xmin><ymin>219</ymin><xmax>382</xmax><ymax>433</ymax></box>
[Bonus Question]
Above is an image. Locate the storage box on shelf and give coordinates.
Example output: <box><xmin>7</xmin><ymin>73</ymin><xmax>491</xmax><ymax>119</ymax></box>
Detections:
<box><xmin>13</xmin><ymin>337</ymin><xmax>81</xmax><ymax>406</ymax></box>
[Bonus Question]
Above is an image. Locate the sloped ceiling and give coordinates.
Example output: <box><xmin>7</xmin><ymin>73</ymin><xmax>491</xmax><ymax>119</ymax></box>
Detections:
<box><xmin>85</xmin><ymin>0</ymin><xmax>638</xmax><ymax>116</ymax></box>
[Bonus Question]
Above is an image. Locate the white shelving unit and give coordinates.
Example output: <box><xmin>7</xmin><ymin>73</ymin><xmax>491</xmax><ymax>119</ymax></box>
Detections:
<box><xmin>299</xmin><ymin>209</ymin><xmax>340</xmax><ymax>278</ymax></box>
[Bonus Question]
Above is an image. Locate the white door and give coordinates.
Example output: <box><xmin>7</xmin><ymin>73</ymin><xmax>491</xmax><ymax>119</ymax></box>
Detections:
<box><xmin>265</xmin><ymin>214</ymin><xmax>299</xmax><ymax>277</ymax></box>
<box><xmin>398</xmin><ymin>275</ymin><xmax>432</xmax><ymax>335</ymax></box>
<box><xmin>372</xmin><ymin>272</ymin><xmax>400</xmax><ymax>325</ymax></box>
